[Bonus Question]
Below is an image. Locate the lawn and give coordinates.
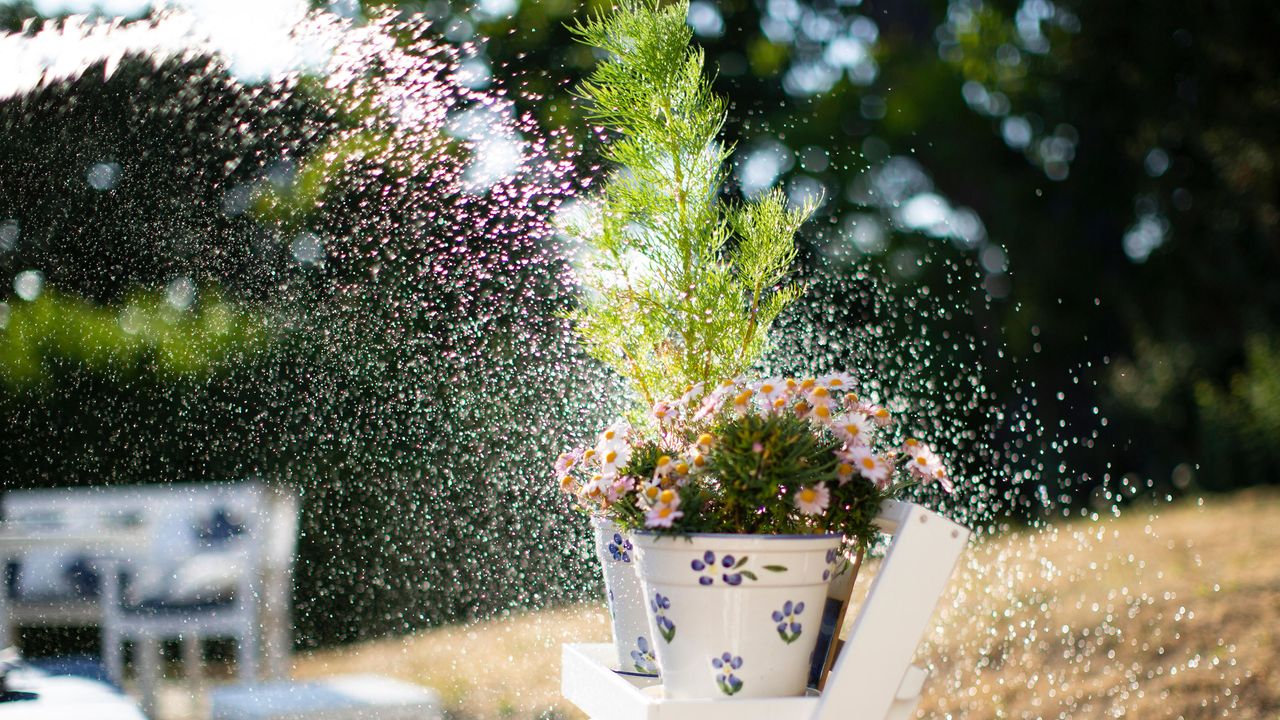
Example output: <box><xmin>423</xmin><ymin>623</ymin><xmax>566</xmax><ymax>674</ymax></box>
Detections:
<box><xmin>294</xmin><ymin>489</ymin><xmax>1280</xmax><ymax>719</ymax></box>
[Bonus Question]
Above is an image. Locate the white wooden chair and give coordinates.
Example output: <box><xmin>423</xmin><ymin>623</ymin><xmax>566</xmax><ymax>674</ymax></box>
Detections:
<box><xmin>99</xmin><ymin>483</ymin><xmax>299</xmax><ymax>716</ymax></box>
<box><xmin>0</xmin><ymin>482</ymin><xmax>299</xmax><ymax>715</ymax></box>
<box><xmin>561</xmin><ymin>500</ymin><xmax>970</xmax><ymax>720</ymax></box>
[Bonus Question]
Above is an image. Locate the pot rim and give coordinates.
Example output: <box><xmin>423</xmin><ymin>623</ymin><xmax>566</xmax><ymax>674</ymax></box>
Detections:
<box><xmin>631</xmin><ymin>531</ymin><xmax>843</xmax><ymax>548</ymax></box>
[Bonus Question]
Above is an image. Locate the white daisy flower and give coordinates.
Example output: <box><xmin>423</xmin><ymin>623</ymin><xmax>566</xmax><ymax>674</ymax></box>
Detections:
<box><xmin>793</xmin><ymin>483</ymin><xmax>830</xmax><ymax>515</ymax></box>
<box><xmin>848</xmin><ymin>446</ymin><xmax>892</xmax><ymax>488</ymax></box>
<box><xmin>598</xmin><ymin>419</ymin><xmax>628</xmax><ymax>447</ymax></box>
<box><xmin>754</xmin><ymin>377</ymin><xmax>788</xmax><ymax>405</ymax></box>
<box><xmin>644</xmin><ymin>489</ymin><xmax>683</xmax><ymax>528</ymax></box>
<box><xmin>817</xmin><ymin>372</ymin><xmax>854</xmax><ymax>390</ymax></box>
<box><xmin>652</xmin><ymin>454</ymin><xmax>675</xmax><ymax>483</ymax></box>
<box><xmin>554</xmin><ymin>451</ymin><xmax>580</xmax><ymax>477</ymax></box>
<box><xmin>638</xmin><ymin>479</ymin><xmax>663</xmax><ymax>506</ymax></box>
<box><xmin>832</xmin><ymin>413</ymin><xmax>873</xmax><ymax>447</ymax></box>
<box><xmin>675</xmin><ymin>382</ymin><xmax>705</xmax><ymax>408</ymax></box>
<box><xmin>645</xmin><ymin>503</ymin><xmax>683</xmax><ymax>528</ymax></box>
<box><xmin>652</xmin><ymin>401</ymin><xmax>674</xmax><ymax>423</ymax></box>
<box><xmin>600</xmin><ymin>443</ymin><xmax>632</xmax><ymax>476</ymax></box>
<box><xmin>808</xmin><ymin>390</ymin><xmax>836</xmax><ymax>424</ymax></box>
<box><xmin>582</xmin><ymin>474</ymin><xmax>607</xmax><ymax>501</ymax></box>
<box><xmin>696</xmin><ymin>433</ymin><xmax>715</xmax><ymax>454</ymax></box>
<box><xmin>904</xmin><ymin>439</ymin><xmax>941</xmax><ymax>480</ymax></box>
<box><xmin>905</xmin><ymin>439</ymin><xmax>952</xmax><ymax>493</ymax></box>
<box><xmin>861</xmin><ymin>403</ymin><xmax>893</xmax><ymax>427</ymax></box>
<box><xmin>835</xmin><ymin>457</ymin><xmax>855</xmax><ymax>484</ymax></box>
<box><xmin>603</xmin><ymin>474</ymin><xmax>635</xmax><ymax>503</ymax></box>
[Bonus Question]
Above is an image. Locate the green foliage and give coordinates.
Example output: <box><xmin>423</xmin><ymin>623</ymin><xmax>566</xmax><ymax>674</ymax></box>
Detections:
<box><xmin>707</xmin><ymin>413</ymin><xmax>839</xmax><ymax>531</ymax></box>
<box><xmin>0</xmin><ymin>289</ymin><xmax>270</xmax><ymax>387</ymax></box>
<box><xmin>611</xmin><ymin>413</ymin><xmax>883</xmax><ymax>547</ymax></box>
<box><xmin>1195</xmin><ymin>336</ymin><xmax>1280</xmax><ymax>490</ymax></box>
<box><xmin>566</xmin><ymin>0</ymin><xmax>813</xmax><ymax>407</ymax></box>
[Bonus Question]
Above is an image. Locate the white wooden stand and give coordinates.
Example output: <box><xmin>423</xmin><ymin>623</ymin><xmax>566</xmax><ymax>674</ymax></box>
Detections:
<box><xmin>562</xmin><ymin>501</ymin><xmax>969</xmax><ymax>720</ymax></box>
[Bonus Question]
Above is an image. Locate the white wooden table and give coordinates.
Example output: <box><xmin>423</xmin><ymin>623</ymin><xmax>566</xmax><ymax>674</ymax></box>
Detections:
<box><xmin>562</xmin><ymin>501</ymin><xmax>970</xmax><ymax>720</ymax></box>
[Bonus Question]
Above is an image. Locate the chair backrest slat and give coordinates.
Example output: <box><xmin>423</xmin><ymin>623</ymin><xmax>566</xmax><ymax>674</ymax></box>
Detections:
<box><xmin>812</xmin><ymin>501</ymin><xmax>969</xmax><ymax>720</ymax></box>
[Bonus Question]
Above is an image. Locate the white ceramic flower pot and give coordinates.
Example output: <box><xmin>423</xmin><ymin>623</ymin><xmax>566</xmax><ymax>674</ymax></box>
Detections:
<box><xmin>593</xmin><ymin>517</ymin><xmax>658</xmax><ymax>676</ymax></box>
<box><xmin>632</xmin><ymin>532</ymin><xmax>842</xmax><ymax>699</ymax></box>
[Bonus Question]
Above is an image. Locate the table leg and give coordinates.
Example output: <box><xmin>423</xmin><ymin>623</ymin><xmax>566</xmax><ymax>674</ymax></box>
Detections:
<box><xmin>138</xmin><ymin>634</ymin><xmax>160</xmax><ymax>719</ymax></box>
<box><xmin>0</xmin><ymin>582</ymin><xmax>10</xmax><ymax>649</ymax></box>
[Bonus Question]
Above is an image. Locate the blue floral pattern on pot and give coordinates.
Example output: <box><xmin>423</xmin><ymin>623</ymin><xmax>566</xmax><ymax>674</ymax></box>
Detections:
<box><xmin>711</xmin><ymin>652</ymin><xmax>744</xmax><ymax>696</ymax></box>
<box><xmin>689</xmin><ymin>552</ymin><xmax>788</xmax><ymax>585</ymax></box>
<box><xmin>651</xmin><ymin>591</ymin><xmax>676</xmax><ymax>643</ymax></box>
<box><xmin>630</xmin><ymin>636</ymin><xmax>658</xmax><ymax>675</ymax></box>
<box><xmin>822</xmin><ymin>548</ymin><xmax>838</xmax><ymax>581</ymax></box>
<box><xmin>690</xmin><ymin>551</ymin><xmax>746</xmax><ymax>585</ymax></box>
<box><xmin>608</xmin><ymin>533</ymin><xmax>633</xmax><ymax>563</ymax></box>
<box><xmin>771</xmin><ymin>600</ymin><xmax>805</xmax><ymax>644</ymax></box>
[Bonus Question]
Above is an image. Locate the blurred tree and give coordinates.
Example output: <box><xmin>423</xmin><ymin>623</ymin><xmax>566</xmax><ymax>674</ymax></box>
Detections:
<box><xmin>413</xmin><ymin>0</ymin><xmax>1280</xmax><ymax>495</ymax></box>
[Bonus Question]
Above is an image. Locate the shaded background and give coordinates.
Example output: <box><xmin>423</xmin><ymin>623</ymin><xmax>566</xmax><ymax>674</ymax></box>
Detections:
<box><xmin>1</xmin><ymin>0</ymin><xmax>1277</xmax><ymax>649</ymax></box>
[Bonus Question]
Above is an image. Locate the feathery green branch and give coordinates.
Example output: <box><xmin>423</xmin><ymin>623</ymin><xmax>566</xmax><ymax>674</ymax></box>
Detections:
<box><xmin>567</xmin><ymin>0</ymin><xmax>815</xmax><ymax>407</ymax></box>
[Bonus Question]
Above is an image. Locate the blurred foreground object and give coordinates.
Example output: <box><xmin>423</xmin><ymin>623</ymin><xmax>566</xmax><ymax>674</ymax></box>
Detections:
<box><xmin>1</xmin><ymin>481</ymin><xmax>298</xmax><ymax>715</ymax></box>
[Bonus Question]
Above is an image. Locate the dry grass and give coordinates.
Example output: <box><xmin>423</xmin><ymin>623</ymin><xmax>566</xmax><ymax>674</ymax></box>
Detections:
<box><xmin>294</xmin><ymin>490</ymin><xmax>1280</xmax><ymax>719</ymax></box>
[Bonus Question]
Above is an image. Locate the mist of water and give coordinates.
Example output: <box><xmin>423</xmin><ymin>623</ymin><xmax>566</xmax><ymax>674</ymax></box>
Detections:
<box><xmin>0</xmin><ymin>6</ymin><xmax>1249</xmax><ymax>717</ymax></box>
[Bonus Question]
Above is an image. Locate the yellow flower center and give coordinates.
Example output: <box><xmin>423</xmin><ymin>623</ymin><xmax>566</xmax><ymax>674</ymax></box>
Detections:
<box><xmin>674</xmin><ymin>462</ymin><xmax>689</xmax><ymax>475</ymax></box>
<box><xmin>786</xmin><ymin>378</ymin><xmax>798</xmax><ymax>389</ymax></box>
<box><xmin>584</xmin><ymin>449</ymin><xmax>596</xmax><ymax>460</ymax></box>
<box><xmin>658</xmin><ymin>489</ymin><xmax>675</xmax><ymax>504</ymax></box>
<box><xmin>800</xmin><ymin>378</ymin><xmax>816</xmax><ymax>390</ymax></box>
<box><xmin>656</xmin><ymin>454</ymin><xmax>671</xmax><ymax>467</ymax></box>
<box><xmin>794</xmin><ymin>401</ymin><xmax>809</xmax><ymax>415</ymax></box>
<box><xmin>837</xmin><ymin>462</ymin><xmax>853</xmax><ymax>475</ymax></box>
<box><xmin>811</xmin><ymin>386</ymin><xmax>829</xmax><ymax>398</ymax></box>
<box><xmin>761</xmin><ymin>383</ymin><xmax>774</xmax><ymax>394</ymax></box>
<box><xmin>861</xmin><ymin>457</ymin><xmax>876</xmax><ymax>470</ymax></box>
<box><xmin>734</xmin><ymin>390</ymin><xmax>753</xmax><ymax>405</ymax></box>
<box><xmin>845</xmin><ymin>393</ymin><xmax>859</xmax><ymax>404</ymax></box>
<box><xmin>799</xmin><ymin>488</ymin><xmax>817</xmax><ymax>504</ymax></box>
<box><xmin>829</xmin><ymin>378</ymin><xmax>844</xmax><ymax>387</ymax></box>
<box><xmin>814</xmin><ymin>405</ymin><xmax>831</xmax><ymax>419</ymax></box>
<box><xmin>916</xmin><ymin>455</ymin><xmax>928</xmax><ymax>465</ymax></box>
<box><xmin>693</xmin><ymin>455</ymin><xmax>707</xmax><ymax>467</ymax></box>
<box><xmin>875</xmin><ymin>407</ymin><xmax>890</xmax><ymax>418</ymax></box>
<box><xmin>658</xmin><ymin>506</ymin><xmax>674</xmax><ymax>518</ymax></box>
<box><xmin>843</xmin><ymin>424</ymin><xmax>860</xmax><ymax>436</ymax></box>
<box><xmin>605</xmin><ymin>430</ymin><xmax>616</xmax><ymax>440</ymax></box>
<box><xmin>605</xmin><ymin>450</ymin><xmax>617</xmax><ymax>463</ymax></box>
<box><xmin>644</xmin><ymin>486</ymin><xmax>659</xmax><ymax>500</ymax></box>
<box><xmin>698</xmin><ymin>433</ymin><xmax>713</xmax><ymax>447</ymax></box>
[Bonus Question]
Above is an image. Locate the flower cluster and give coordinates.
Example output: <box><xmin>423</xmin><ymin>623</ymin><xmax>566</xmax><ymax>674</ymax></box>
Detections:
<box><xmin>555</xmin><ymin>419</ymin><xmax>636</xmax><ymax>508</ymax></box>
<box><xmin>556</xmin><ymin>372</ymin><xmax>955</xmax><ymax>540</ymax></box>
<box><xmin>556</xmin><ymin>419</ymin><xmax>696</xmax><ymax>529</ymax></box>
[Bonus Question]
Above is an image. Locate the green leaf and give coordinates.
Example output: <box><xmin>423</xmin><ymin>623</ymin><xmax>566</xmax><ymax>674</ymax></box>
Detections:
<box><xmin>733</xmin><ymin>555</ymin><xmax>749</xmax><ymax>568</ymax></box>
<box><xmin>740</xmin><ymin>570</ymin><xmax>758</xmax><ymax>581</ymax></box>
<box><xmin>762</xmin><ymin>564</ymin><xmax>788</xmax><ymax>573</ymax></box>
